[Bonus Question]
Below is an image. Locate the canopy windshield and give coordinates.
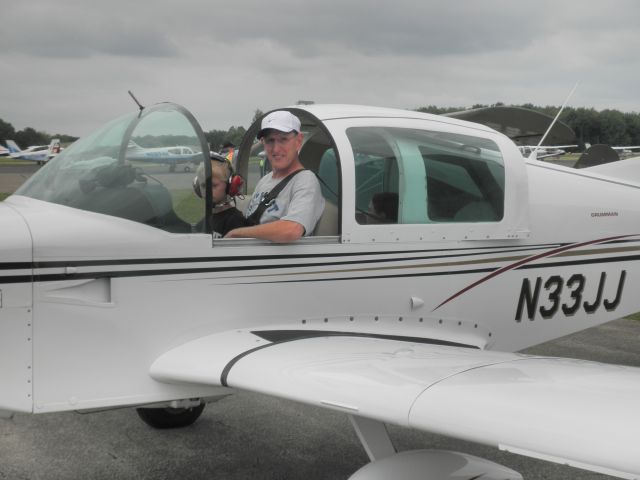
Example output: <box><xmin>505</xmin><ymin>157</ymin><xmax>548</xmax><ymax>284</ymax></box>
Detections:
<box><xmin>16</xmin><ymin>103</ymin><xmax>210</xmax><ymax>233</ymax></box>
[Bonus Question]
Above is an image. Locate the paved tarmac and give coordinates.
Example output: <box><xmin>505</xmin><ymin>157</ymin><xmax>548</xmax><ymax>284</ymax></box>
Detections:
<box><xmin>0</xmin><ymin>164</ymin><xmax>39</xmax><ymax>193</ymax></box>
<box><xmin>1</xmin><ymin>318</ymin><xmax>638</xmax><ymax>480</ymax></box>
<box><xmin>0</xmin><ymin>160</ymin><xmax>261</xmax><ymax>197</ymax></box>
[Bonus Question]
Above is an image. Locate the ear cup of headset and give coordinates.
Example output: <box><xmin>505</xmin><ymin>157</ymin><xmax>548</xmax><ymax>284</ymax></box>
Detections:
<box><xmin>227</xmin><ymin>174</ymin><xmax>244</xmax><ymax>197</ymax></box>
<box><xmin>193</xmin><ymin>176</ymin><xmax>203</xmax><ymax>198</ymax></box>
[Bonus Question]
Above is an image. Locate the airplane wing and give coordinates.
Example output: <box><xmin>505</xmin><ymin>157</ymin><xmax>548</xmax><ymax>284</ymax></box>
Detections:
<box><xmin>150</xmin><ymin>329</ymin><xmax>640</xmax><ymax>479</ymax></box>
<box><xmin>445</xmin><ymin>106</ymin><xmax>577</xmax><ymax>146</ymax></box>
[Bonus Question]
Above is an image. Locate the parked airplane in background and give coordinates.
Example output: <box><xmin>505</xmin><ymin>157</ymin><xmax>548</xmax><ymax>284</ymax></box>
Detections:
<box><xmin>1</xmin><ymin>102</ymin><xmax>639</xmax><ymax>479</ymax></box>
<box><xmin>573</xmin><ymin>143</ymin><xmax>640</xmax><ymax>169</ymax></box>
<box><xmin>125</xmin><ymin>140</ymin><xmax>201</xmax><ymax>172</ymax></box>
<box><xmin>0</xmin><ymin>143</ymin><xmax>9</xmax><ymax>156</ymax></box>
<box><xmin>517</xmin><ymin>144</ymin><xmax>577</xmax><ymax>159</ymax></box>
<box><xmin>612</xmin><ymin>145</ymin><xmax>640</xmax><ymax>157</ymax></box>
<box><xmin>6</xmin><ymin>139</ymin><xmax>62</xmax><ymax>164</ymax></box>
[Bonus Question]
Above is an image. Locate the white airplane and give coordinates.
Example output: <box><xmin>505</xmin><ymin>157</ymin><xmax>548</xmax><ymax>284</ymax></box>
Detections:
<box><xmin>0</xmin><ymin>143</ymin><xmax>10</xmax><ymax>156</ymax></box>
<box><xmin>2</xmin><ymin>102</ymin><xmax>640</xmax><ymax>480</ymax></box>
<box><xmin>517</xmin><ymin>144</ymin><xmax>577</xmax><ymax>159</ymax></box>
<box><xmin>126</xmin><ymin>140</ymin><xmax>201</xmax><ymax>172</ymax></box>
<box><xmin>612</xmin><ymin>145</ymin><xmax>640</xmax><ymax>157</ymax></box>
<box><xmin>6</xmin><ymin>139</ymin><xmax>62</xmax><ymax>164</ymax></box>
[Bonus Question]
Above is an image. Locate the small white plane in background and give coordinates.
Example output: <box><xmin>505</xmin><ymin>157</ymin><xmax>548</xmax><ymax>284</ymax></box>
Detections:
<box><xmin>517</xmin><ymin>144</ymin><xmax>578</xmax><ymax>159</ymax></box>
<box><xmin>1</xmin><ymin>101</ymin><xmax>640</xmax><ymax>479</ymax></box>
<box><xmin>126</xmin><ymin>140</ymin><xmax>201</xmax><ymax>172</ymax></box>
<box><xmin>0</xmin><ymin>143</ymin><xmax>10</xmax><ymax>156</ymax></box>
<box><xmin>6</xmin><ymin>139</ymin><xmax>62</xmax><ymax>164</ymax></box>
<box><xmin>612</xmin><ymin>145</ymin><xmax>640</xmax><ymax>157</ymax></box>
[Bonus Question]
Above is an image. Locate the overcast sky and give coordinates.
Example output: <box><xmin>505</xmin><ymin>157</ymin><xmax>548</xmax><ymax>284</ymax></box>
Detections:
<box><xmin>2</xmin><ymin>0</ymin><xmax>640</xmax><ymax>137</ymax></box>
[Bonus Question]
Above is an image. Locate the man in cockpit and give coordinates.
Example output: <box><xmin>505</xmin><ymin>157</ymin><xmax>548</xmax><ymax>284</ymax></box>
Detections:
<box><xmin>225</xmin><ymin>111</ymin><xmax>324</xmax><ymax>242</ymax></box>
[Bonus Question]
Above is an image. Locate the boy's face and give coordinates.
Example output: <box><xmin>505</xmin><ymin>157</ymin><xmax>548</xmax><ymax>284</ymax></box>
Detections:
<box><xmin>212</xmin><ymin>177</ymin><xmax>227</xmax><ymax>203</ymax></box>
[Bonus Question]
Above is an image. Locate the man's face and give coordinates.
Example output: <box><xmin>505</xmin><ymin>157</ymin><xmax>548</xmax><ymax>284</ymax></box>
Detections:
<box><xmin>262</xmin><ymin>130</ymin><xmax>303</xmax><ymax>174</ymax></box>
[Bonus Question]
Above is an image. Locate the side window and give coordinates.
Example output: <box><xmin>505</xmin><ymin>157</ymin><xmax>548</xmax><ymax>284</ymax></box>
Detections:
<box><xmin>348</xmin><ymin>128</ymin><xmax>401</xmax><ymax>224</ymax></box>
<box><xmin>422</xmin><ymin>135</ymin><xmax>504</xmax><ymax>222</ymax></box>
<box><xmin>300</xmin><ymin>130</ymin><xmax>340</xmax><ymax>204</ymax></box>
<box><xmin>347</xmin><ymin>127</ymin><xmax>504</xmax><ymax>225</ymax></box>
<box><xmin>299</xmin><ymin>129</ymin><xmax>340</xmax><ymax>236</ymax></box>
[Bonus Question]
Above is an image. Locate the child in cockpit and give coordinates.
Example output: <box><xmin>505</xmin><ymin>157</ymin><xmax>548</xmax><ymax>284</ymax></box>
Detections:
<box><xmin>194</xmin><ymin>154</ymin><xmax>246</xmax><ymax>238</ymax></box>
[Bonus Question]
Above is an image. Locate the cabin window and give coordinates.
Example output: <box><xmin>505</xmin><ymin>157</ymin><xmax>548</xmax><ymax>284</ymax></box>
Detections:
<box><xmin>347</xmin><ymin>127</ymin><xmax>504</xmax><ymax>224</ymax></box>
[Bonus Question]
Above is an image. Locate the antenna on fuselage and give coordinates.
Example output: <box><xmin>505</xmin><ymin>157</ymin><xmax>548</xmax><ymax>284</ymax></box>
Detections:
<box><xmin>128</xmin><ymin>90</ymin><xmax>145</xmax><ymax>112</ymax></box>
<box><xmin>529</xmin><ymin>82</ymin><xmax>579</xmax><ymax>160</ymax></box>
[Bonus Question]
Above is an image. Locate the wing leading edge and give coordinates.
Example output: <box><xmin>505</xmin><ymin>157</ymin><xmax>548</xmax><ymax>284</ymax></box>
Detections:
<box><xmin>150</xmin><ymin>329</ymin><xmax>640</xmax><ymax>479</ymax></box>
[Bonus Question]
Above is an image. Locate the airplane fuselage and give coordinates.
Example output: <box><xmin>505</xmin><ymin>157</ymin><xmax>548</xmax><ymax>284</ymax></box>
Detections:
<box><xmin>1</xmin><ymin>103</ymin><xmax>639</xmax><ymax>419</ymax></box>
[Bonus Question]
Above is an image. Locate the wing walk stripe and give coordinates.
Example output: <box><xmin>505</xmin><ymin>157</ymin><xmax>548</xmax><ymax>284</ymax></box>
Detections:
<box><xmin>220</xmin><ymin>331</ymin><xmax>478</xmax><ymax>387</ymax></box>
<box><xmin>432</xmin><ymin>234</ymin><xmax>638</xmax><ymax>311</ymax></box>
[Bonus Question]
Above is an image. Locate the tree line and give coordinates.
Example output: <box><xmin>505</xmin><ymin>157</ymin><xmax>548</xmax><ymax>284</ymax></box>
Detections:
<box><xmin>0</xmin><ymin>118</ymin><xmax>78</xmax><ymax>149</ymax></box>
<box><xmin>417</xmin><ymin>103</ymin><xmax>640</xmax><ymax>147</ymax></box>
<box><xmin>3</xmin><ymin>105</ymin><xmax>640</xmax><ymax>151</ymax></box>
<box><xmin>0</xmin><ymin>109</ymin><xmax>263</xmax><ymax>152</ymax></box>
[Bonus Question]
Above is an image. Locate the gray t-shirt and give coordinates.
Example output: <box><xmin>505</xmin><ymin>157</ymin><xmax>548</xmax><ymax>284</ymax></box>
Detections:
<box><xmin>245</xmin><ymin>170</ymin><xmax>325</xmax><ymax>236</ymax></box>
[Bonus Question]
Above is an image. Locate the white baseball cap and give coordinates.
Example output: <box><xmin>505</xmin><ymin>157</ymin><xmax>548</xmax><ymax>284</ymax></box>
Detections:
<box><xmin>257</xmin><ymin>111</ymin><xmax>301</xmax><ymax>139</ymax></box>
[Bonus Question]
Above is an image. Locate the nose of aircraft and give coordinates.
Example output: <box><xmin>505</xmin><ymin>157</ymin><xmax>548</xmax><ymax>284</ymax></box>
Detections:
<box><xmin>0</xmin><ymin>200</ymin><xmax>34</xmax><ymax>413</ymax></box>
<box><xmin>0</xmin><ymin>201</ymin><xmax>33</xmax><ymax>274</ymax></box>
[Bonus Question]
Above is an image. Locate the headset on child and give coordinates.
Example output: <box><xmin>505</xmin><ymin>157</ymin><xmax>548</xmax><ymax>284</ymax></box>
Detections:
<box><xmin>193</xmin><ymin>152</ymin><xmax>244</xmax><ymax>199</ymax></box>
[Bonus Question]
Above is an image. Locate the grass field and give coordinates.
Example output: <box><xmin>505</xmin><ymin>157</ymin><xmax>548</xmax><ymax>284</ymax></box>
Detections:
<box><xmin>171</xmin><ymin>188</ymin><xmax>203</xmax><ymax>223</ymax></box>
<box><xmin>627</xmin><ymin>311</ymin><xmax>640</xmax><ymax>322</ymax></box>
<box><xmin>0</xmin><ymin>157</ymin><xmax>35</xmax><ymax>166</ymax></box>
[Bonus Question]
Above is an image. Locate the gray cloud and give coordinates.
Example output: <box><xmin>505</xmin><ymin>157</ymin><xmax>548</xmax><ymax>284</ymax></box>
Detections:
<box><xmin>2</xmin><ymin>0</ymin><xmax>640</xmax><ymax>137</ymax></box>
<box><xmin>1</xmin><ymin>3</ymin><xmax>179</xmax><ymax>58</ymax></box>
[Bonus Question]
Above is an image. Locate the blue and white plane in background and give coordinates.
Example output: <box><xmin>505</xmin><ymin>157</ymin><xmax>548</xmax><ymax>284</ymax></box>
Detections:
<box><xmin>6</xmin><ymin>139</ymin><xmax>62</xmax><ymax>164</ymax></box>
<box><xmin>126</xmin><ymin>140</ymin><xmax>201</xmax><ymax>172</ymax></box>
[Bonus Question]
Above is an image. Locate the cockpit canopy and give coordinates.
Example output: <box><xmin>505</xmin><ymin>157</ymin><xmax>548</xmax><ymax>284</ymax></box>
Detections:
<box><xmin>16</xmin><ymin>103</ymin><xmax>209</xmax><ymax>232</ymax></box>
<box><xmin>14</xmin><ymin>102</ymin><xmax>527</xmax><ymax>242</ymax></box>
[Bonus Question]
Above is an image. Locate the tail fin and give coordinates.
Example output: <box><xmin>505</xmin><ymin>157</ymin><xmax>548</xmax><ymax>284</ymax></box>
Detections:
<box><xmin>48</xmin><ymin>138</ymin><xmax>61</xmax><ymax>158</ymax></box>
<box><xmin>127</xmin><ymin>140</ymin><xmax>142</xmax><ymax>151</ymax></box>
<box><xmin>574</xmin><ymin>144</ymin><xmax>619</xmax><ymax>169</ymax></box>
<box><xmin>6</xmin><ymin>140</ymin><xmax>21</xmax><ymax>154</ymax></box>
